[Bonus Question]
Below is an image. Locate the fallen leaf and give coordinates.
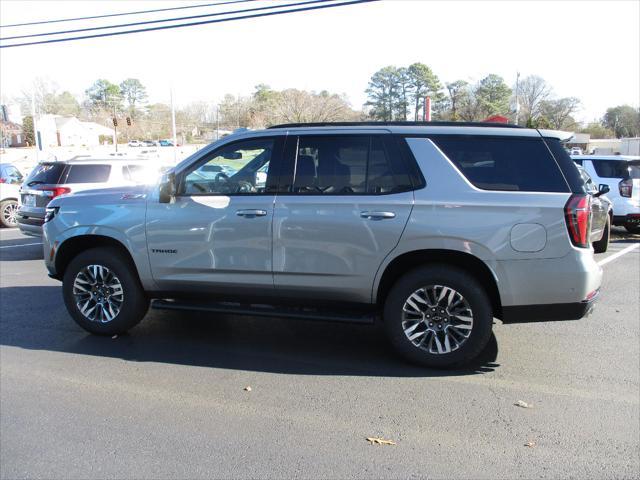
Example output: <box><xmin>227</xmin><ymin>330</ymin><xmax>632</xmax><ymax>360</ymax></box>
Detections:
<box><xmin>111</xmin><ymin>335</ymin><xmax>118</xmax><ymax>339</ymax></box>
<box><xmin>366</xmin><ymin>437</ymin><xmax>396</xmax><ymax>445</ymax></box>
<box><xmin>515</xmin><ymin>400</ymin><xmax>533</xmax><ymax>409</ymax></box>
<box><xmin>244</xmin><ymin>386</ymin><xmax>252</xmax><ymax>392</ymax></box>
<box><xmin>524</xmin><ymin>441</ymin><xmax>536</xmax><ymax>448</ymax></box>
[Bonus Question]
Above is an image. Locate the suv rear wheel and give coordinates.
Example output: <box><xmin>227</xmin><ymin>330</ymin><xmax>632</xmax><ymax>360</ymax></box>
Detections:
<box><xmin>383</xmin><ymin>265</ymin><xmax>493</xmax><ymax>368</ymax></box>
<box><xmin>62</xmin><ymin>248</ymin><xmax>149</xmax><ymax>335</ymax></box>
<box><xmin>593</xmin><ymin>216</ymin><xmax>610</xmax><ymax>253</ymax></box>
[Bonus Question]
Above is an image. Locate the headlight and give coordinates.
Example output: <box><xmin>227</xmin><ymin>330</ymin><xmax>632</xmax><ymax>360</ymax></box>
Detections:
<box><xmin>44</xmin><ymin>206</ymin><xmax>59</xmax><ymax>223</ymax></box>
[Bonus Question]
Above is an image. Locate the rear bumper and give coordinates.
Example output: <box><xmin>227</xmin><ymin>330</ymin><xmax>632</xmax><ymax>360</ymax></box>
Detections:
<box><xmin>17</xmin><ymin>210</ymin><xmax>44</xmax><ymax>237</ymax></box>
<box><xmin>613</xmin><ymin>214</ymin><xmax>640</xmax><ymax>226</ymax></box>
<box><xmin>502</xmin><ymin>291</ymin><xmax>598</xmax><ymax>323</ymax></box>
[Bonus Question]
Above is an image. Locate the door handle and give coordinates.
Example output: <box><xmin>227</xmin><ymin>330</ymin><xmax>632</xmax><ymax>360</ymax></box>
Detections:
<box><xmin>360</xmin><ymin>211</ymin><xmax>396</xmax><ymax>219</ymax></box>
<box><xmin>236</xmin><ymin>209</ymin><xmax>268</xmax><ymax>217</ymax></box>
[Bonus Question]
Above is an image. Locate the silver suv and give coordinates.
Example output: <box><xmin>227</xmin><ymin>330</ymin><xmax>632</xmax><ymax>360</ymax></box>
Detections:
<box><xmin>42</xmin><ymin>122</ymin><xmax>602</xmax><ymax>368</ymax></box>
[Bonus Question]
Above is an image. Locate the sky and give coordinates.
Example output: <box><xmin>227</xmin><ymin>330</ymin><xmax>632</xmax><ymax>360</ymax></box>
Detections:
<box><xmin>1</xmin><ymin>0</ymin><xmax>639</xmax><ymax>123</ymax></box>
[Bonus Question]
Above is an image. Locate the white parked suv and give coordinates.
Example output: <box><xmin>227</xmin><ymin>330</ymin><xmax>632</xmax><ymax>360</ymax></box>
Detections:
<box><xmin>0</xmin><ymin>162</ymin><xmax>24</xmax><ymax>227</ymax></box>
<box><xmin>572</xmin><ymin>155</ymin><xmax>640</xmax><ymax>234</ymax></box>
<box><xmin>18</xmin><ymin>158</ymin><xmax>165</xmax><ymax>236</ymax></box>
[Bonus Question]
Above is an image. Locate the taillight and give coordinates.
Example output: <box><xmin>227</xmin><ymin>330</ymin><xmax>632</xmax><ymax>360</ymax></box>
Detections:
<box><xmin>619</xmin><ymin>179</ymin><xmax>633</xmax><ymax>198</ymax></box>
<box><xmin>565</xmin><ymin>194</ymin><xmax>591</xmax><ymax>248</ymax></box>
<box><xmin>37</xmin><ymin>186</ymin><xmax>71</xmax><ymax>198</ymax></box>
<box><xmin>0</xmin><ymin>178</ymin><xmax>5</xmax><ymax>183</ymax></box>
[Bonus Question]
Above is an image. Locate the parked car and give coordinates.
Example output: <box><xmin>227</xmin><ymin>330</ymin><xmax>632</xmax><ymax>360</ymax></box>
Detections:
<box><xmin>576</xmin><ymin>164</ymin><xmax>612</xmax><ymax>253</ymax></box>
<box><xmin>42</xmin><ymin>122</ymin><xmax>602</xmax><ymax>368</ymax></box>
<box><xmin>143</xmin><ymin>140</ymin><xmax>157</xmax><ymax>147</ymax></box>
<box><xmin>0</xmin><ymin>162</ymin><xmax>23</xmax><ymax>227</ymax></box>
<box><xmin>158</xmin><ymin>139</ymin><xmax>174</xmax><ymax>147</ymax></box>
<box><xmin>18</xmin><ymin>158</ymin><xmax>164</xmax><ymax>236</ymax></box>
<box><xmin>128</xmin><ymin>140</ymin><xmax>143</xmax><ymax>147</ymax></box>
<box><xmin>572</xmin><ymin>155</ymin><xmax>640</xmax><ymax>234</ymax></box>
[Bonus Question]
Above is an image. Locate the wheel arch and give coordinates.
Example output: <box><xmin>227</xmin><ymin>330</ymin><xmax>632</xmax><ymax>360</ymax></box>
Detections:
<box><xmin>375</xmin><ymin>249</ymin><xmax>503</xmax><ymax>319</ymax></box>
<box><xmin>55</xmin><ymin>235</ymin><xmax>137</xmax><ymax>280</ymax></box>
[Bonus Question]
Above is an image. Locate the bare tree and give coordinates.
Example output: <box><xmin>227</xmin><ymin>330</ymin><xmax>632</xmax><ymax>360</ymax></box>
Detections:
<box><xmin>518</xmin><ymin>75</ymin><xmax>552</xmax><ymax>125</ymax></box>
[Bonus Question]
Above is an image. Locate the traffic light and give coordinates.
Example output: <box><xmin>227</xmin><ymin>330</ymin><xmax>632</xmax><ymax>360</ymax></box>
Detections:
<box><xmin>112</xmin><ymin>117</ymin><xmax>118</xmax><ymax>127</ymax></box>
<box><xmin>126</xmin><ymin>117</ymin><xmax>131</xmax><ymax>126</ymax></box>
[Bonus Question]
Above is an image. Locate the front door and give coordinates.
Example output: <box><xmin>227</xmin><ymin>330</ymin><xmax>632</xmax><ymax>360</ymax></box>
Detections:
<box><xmin>146</xmin><ymin>136</ymin><xmax>283</xmax><ymax>295</ymax></box>
<box><xmin>273</xmin><ymin>134</ymin><xmax>415</xmax><ymax>303</ymax></box>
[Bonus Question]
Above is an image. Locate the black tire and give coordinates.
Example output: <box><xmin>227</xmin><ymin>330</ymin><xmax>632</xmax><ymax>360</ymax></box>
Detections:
<box><xmin>624</xmin><ymin>224</ymin><xmax>640</xmax><ymax>235</ymax></box>
<box><xmin>62</xmin><ymin>247</ymin><xmax>149</xmax><ymax>335</ymax></box>
<box><xmin>0</xmin><ymin>199</ymin><xmax>18</xmax><ymax>228</ymax></box>
<box><xmin>593</xmin><ymin>216</ymin><xmax>610</xmax><ymax>253</ymax></box>
<box><xmin>383</xmin><ymin>265</ymin><xmax>493</xmax><ymax>368</ymax></box>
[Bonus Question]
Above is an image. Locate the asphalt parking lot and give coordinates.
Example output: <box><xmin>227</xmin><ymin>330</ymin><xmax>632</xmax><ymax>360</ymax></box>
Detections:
<box><xmin>0</xmin><ymin>227</ymin><xmax>638</xmax><ymax>479</ymax></box>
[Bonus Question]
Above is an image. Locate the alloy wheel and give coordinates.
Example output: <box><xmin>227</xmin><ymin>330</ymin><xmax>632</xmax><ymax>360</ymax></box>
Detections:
<box><xmin>73</xmin><ymin>264</ymin><xmax>124</xmax><ymax>323</ymax></box>
<box><xmin>2</xmin><ymin>202</ymin><xmax>18</xmax><ymax>227</ymax></box>
<box><xmin>401</xmin><ymin>285</ymin><xmax>474</xmax><ymax>354</ymax></box>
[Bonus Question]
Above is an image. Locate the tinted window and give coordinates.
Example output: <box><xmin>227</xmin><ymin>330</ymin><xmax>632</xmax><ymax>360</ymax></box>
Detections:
<box><xmin>181</xmin><ymin>138</ymin><xmax>274</xmax><ymax>195</ymax></box>
<box><xmin>429</xmin><ymin>136</ymin><xmax>569</xmax><ymax>192</ymax></box>
<box><xmin>24</xmin><ymin>163</ymin><xmax>66</xmax><ymax>186</ymax></box>
<box><xmin>292</xmin><ymin>135</ymin><xmax>412</xmax><ymax>194</ymax></box>
<box><xmin>591</xmin><ymin>160</ymin><xmax>640</xmax><ymax>179</ymax></box>
<box><xmin>64</xmin><ymin>165</ymin><xmax>111</xmax><ymax>184</ymax></box>
<box><xmin>542</xmin><ymin>137</ymin><xmax>585</xmax><ymax>193</ymax></box>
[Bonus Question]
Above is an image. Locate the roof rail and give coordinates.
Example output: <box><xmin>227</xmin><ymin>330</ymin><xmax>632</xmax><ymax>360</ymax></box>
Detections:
<box><xmin>267</xmin><ymin>121</ymin><xmax>523</xmax><ymax>129</ymax></box>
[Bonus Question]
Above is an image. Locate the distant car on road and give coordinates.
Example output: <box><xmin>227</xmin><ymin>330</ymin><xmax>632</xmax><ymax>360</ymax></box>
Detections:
<box><xmin>17</xmin><ymin>158</ymin><xmax>164</xmax><ymax>237</ymax></box>
<box><xmin>0</xmin><ymin>162</ymin><xmax>23</xmax><ymax>228</ymax></box>
<box><xmin>577</xmin><ymin>164</ymin><xmax>612</xmax><ymax>253</ymax></box>
<box><xmin>158</xmin><ymin>139</ymin><xmax>174</xmax><ymax>147</ymax></box>
<box><xmin>570</xmin><ymin>147</ymin><xmax>582</xmax><ymax>155</ymax></box>
<box><xmin>572</xmin><ymin>155</ymin><xmax>640</xmax><ymax>234</ymax></box>
<box><xmin>143</xmin><ymin>140</ymin><xmax>157</xmax><ymax>147</ymax></box>
<box><xmin>128</xmin><ymin>140</ymin><xmax>143</xmax><ymax>147</ymax></box>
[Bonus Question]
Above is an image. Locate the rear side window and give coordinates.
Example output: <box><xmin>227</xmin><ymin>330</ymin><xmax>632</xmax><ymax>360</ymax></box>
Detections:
<box><xmin>64</xmin><ymin>165</ymin><xmax>111</xmax><ymax>184</ymax></box>
<box><xmin>429</xmin><ymin>136</ymin><xmax>569</xmax><ymax>192</ymax></box>
<box><xmin>292</xmin><ymin>135</ymin><xmax>413</xmax><ymax>194</ymax></box>
<box><xmin>591</xmin><ymin>160</ymin><xmax>640</xmax><ymax>179</ymax></box>
<box><xmin>24</xmin><ymin>163</ymin><xmax>66</xmax><ymax>186</ymax></box>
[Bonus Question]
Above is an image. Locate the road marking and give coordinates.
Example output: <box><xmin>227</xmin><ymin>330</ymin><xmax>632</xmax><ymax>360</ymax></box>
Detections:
<box><xmin>598</xmin><ymin>243</ymin><xmax>640</xmax><ymax>266</ymax></box>
<box><xmin>0</xmin><ymin>242</ymin><xmax>42</xmax><ymax>249</ymax></box>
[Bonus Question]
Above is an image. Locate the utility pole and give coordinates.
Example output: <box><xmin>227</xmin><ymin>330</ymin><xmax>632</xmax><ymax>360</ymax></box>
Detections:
<box><xmin>170</xmin><ymin>88</ymin><xmax>177</xmax><ymax>163</ymax></box>
<box><xmin>216</xmin><ymin>104</ymin><xmax>220</xmax><ymax>141</ymax></box>
<box><xmin>30</xmin><ymin>92</ymin><xmax>41</xmax><ymax>161</ymax></box>
<box><xmin>112</xmin><ymin>103</ymin><xmax>118</xmax><ymax>153</ymax></box>
<box><xmin>514</xmin><ymin>72</ymin><xmax>521</xmax><ymax>126</ymax></box>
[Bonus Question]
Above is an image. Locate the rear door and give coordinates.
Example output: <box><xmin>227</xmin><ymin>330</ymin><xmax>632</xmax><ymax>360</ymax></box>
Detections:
<box><xmin>272</xmin><ymin>133</ymin><xmax>415</xmax><ymax>303</ymax></box>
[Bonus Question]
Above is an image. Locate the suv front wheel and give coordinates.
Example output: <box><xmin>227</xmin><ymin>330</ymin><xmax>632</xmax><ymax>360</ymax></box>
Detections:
<box><xmin>383</xmin><ymin>265</ymin><xmax>493</xmax><ymax>368</ymax></box>
<box><xmin>62</xmin><ymin>248</ymin><xmax>149</xmax><ymax>335</ymax></box>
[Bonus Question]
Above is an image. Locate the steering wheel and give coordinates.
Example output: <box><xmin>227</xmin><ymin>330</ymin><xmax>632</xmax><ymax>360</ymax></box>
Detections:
<box><xmin>237</xmin><ymin>180</ymin><xmax>256</xmax><ymax>193</ymax></box>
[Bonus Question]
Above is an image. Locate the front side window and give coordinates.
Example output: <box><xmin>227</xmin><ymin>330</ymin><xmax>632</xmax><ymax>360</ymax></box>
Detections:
<box><xmin>2</xmin><ymin>166</ymin><xmax>23</xmax><ymax>184</ymax></box>
<box><xmin>292</xmin><ymin>135</ymin><xmax>413</xmax><ymax>195</ymax></box>
<box><xmin>181</xmin><ymin>138</ymin><xmax>274</xmax><ymax>195</ymax></box>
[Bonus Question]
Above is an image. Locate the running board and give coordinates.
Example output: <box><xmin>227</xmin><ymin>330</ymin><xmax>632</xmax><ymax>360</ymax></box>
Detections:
<box><xmin>151</xmin><ymin>299</ymin><xmax>376</xmax><ymax>325</ymax></box>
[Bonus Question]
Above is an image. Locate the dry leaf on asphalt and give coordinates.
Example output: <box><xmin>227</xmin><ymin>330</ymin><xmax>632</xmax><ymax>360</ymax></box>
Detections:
<box><xmin>366</xmin><ymin>437</ymin><xmax>396</xmax><ymax>445</ymax></box>
<box><xmin>244</xmin><ymin>386</ymin><xmax>252</xmax><ymax>392</ymax></box>
<box><xmin>515</xmin><ymin>400</ymin><xmax>533</xmax><ymax>409</ymax></box>
<box><xmin>524</xmin><ymin>441</ymin><xmax>536</xmax><ymax>448</ymax></box>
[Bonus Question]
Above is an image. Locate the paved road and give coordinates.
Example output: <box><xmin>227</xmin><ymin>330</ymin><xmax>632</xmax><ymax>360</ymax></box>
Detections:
<box><xmin>1</xmin><ymin>227</ymin><xmax>638</xmax><ymax>479</ymax></box>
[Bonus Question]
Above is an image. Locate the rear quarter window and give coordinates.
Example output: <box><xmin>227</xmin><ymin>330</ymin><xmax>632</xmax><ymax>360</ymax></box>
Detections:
<box><xmin>64</xmin><ymin>164</ymin><xmax>111</xmax><ymax>184</ymax></box>
<box><xmin>428</xmin><ymin>136</ymin><xmax>570</xmax><ymax>192</ymax></box>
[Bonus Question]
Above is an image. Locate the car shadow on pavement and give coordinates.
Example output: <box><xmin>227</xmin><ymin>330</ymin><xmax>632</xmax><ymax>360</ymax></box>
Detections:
<box><xmin>0</xmin><ymin>286</ymin><xmax>499</xmax><ymax>378</ymax></box>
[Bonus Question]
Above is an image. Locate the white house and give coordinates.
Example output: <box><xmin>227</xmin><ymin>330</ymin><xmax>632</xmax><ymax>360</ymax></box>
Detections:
<box><xmin>37</xmin><ymin>115</ymin><xmax>113</xmax><ymax>147</ymax></box>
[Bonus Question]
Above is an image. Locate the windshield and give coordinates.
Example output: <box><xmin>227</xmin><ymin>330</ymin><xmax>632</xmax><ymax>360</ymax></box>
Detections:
<box><xmin>24</xmin><ymin>163</ymin><xmax>66</xmax><ymax>186</ymax></box>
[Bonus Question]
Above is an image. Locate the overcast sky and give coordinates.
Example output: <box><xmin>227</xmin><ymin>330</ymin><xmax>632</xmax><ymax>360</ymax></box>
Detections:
<box><xmin>1</xmin><ymin>0</ymin><xmax>638</xmax><ymax>123</ymax></box>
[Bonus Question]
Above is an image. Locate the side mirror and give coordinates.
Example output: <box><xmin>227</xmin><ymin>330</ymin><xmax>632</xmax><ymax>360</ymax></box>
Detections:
<box><xmin>159</xmin><ymin>172</ymin><xmax>176</xmax><ymax>203</ymax></box>
<box><xmin>594</xmin><ymin>184</ymin><xmax>610</xmax><ymax>197</ymax></box>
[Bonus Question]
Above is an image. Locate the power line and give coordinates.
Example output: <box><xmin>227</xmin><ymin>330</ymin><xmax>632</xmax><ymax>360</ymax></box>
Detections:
<box><xmin>0</xmin><ymin>0</ymin><xmax>257</xmax><ymax>28</ymax></box>
<box><xmin>1</xmin><ymin>0</ymin><xmax>329</xmax><ymax>41</ymax></box>
<box><xmin>0</xmin><ymin>0</ymin><xmax>377</xmax><ymax>48</ymax></box>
